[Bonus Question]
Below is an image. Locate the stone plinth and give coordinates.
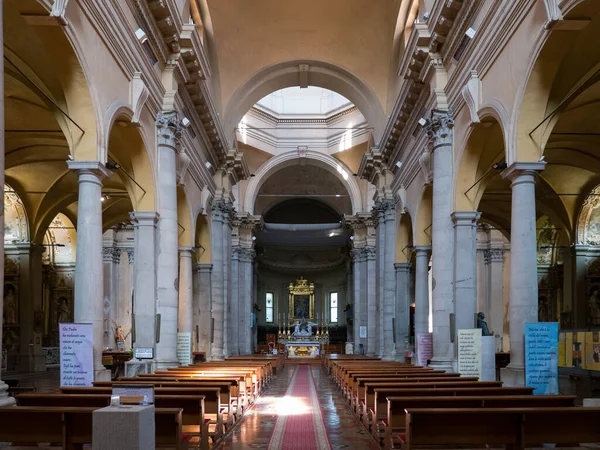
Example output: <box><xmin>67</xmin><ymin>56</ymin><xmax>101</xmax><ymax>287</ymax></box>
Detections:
<box><xmin>93</xmin><ymin>405</ymin><xmax>155</xmax><ymax>450</ymax></box>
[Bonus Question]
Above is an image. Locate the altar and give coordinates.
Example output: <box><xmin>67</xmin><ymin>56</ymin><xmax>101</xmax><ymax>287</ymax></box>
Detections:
<box><xmin>285</xmin><ymin>340</ymin><xmax>321</xmax><ymax>358</ymax></box>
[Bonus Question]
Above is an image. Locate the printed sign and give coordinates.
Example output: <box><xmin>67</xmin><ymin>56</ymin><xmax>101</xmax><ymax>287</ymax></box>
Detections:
<box><xmin>177</xmin><ymin>332</ymin><xmax>192</xmax><ymax>366</ymax></box>
<box><xmin>416</xmin><ymin>332</ymin><xmax>433</xmax><ymax>367</ymax></box>
<box><xmin>359</xmin><ymin>326</ymin><xmax>367</xmax><ymax>338</ymax></box>
<box><xmin>59</xmin><ymin>323</ymin><xmax>93</xmax><ymax>387</ymax></box>
<box><xmin>458</xmin><ymin>329</ymin><xmax>482</xmax><ymax>378</ymax></box>
<box><xmin>525</xmin><ymin>322</ymin><xmax>558</xmax><ymax>395</ymax></box>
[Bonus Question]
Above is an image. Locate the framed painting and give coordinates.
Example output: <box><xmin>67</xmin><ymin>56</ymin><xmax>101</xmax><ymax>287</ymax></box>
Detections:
<box><xmin>288</xmin><ymin>277</ymin><xmax>314</xmax><ymax>321</ymax></box>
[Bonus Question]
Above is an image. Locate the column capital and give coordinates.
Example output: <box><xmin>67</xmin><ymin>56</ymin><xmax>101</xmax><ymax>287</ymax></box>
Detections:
<box><xmin>451</xmin><ymin>211</ymin><xmax>481</xmax><ymax>226</ymax></box>
<box><xmin>414</xmin><ymin>245</ymin><xmax>432</xmax><ymax>256</ymax></box>
<box><xmin>351</xmin><ymin>245</ymin><xmax>376</xmax><ymax>262</ymax></box>
<box><xmin>67</xmin><ymin>161</ymin><xmax>112</xmax><ymax>182</ymax></box>
<box><xmin>195</xmin><ymin>263</ymin><xmax>213</xmax><ymax>273</ymax></box>
<box><xmin>232</xmin><ymin>246</ymin><xmax>256</xmax><ymax>263</ymax></box>
<box><xmin>129</xmin><ymin>211</ymin><xmax>160</xmax><ymax>226</ymax></box>
<box><xmin>371</xmin><ymin>197</ymin><xmax>396</xmax><ymax>225</ymax></box>
<box><xmin>501</xmin><ymin>161</ymin><xmax>546</xmax><ymax>182</ymax></box>
<box><xmin>126</xmin><ymin>248</ymin><xmax>134</xmax><ymax>264</ymax></box>
<box><xmin>425</xmin><ymin>109</ymin><xmax>454</xmax><ymax>151</ymax></box>
<box><xmin>178</xmin><ymin>246</ymin><xmax>194</xmax><ymax>257</ymax></box>
<box><xmin>156</xmin><ymin>111</ymin><xmax>184</xmax><ymax>151</ymax></box>
<box><xmin>394</xmin><ymin>262</ymin><xmax>411</xmax><ymax>273</ymax></box>
<box><xmin>211</xmin><ymin>199</ymin><xmax>235</xmax><ymax>222</ymax></box>
<box><xmin>483</xmin><ymin>248</ymin><xmax>505</xmax><ymax>264</ymax></box>
<box><xmin>102</xmin><ymin>246</ymin><xmax>121</xmax><ymax>263</ymax></box>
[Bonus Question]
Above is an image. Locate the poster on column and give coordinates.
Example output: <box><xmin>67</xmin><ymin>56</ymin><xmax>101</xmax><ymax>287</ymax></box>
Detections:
<box><xmin>525</xmin><ymin>322</ymin><xmax>558</xmax><ymax>395</ymax></box>
<box><xmin>59</xmin><ymin>323</ymin><xmax>93</xmax><ymax>387</ymax></box>
<box><xmin>458</xmin><ymin>329</ymin><xmax>482</xmax><ymax>378</ymax></box>
<box><xmin>177</xmin><ymin>332</ymin><xmax>192</xmax><ymax>366</ymax></box>
<box><xmin>416</xmin><ymin>333</ymin><xmax>433</xmax><ymax>367</ymax></box>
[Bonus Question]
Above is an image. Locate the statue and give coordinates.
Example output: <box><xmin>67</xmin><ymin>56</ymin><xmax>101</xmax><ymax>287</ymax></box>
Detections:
<box><xmin>3</xmin><ymin>284</ymin><xmax>17</xmax><ymax>324</ymax></box>
<box><xmin>476</xmin><ymin>312</ymin><xmax>491</xmax><ymax>336</ymax></box>
<box><xmin>294</xmin><ymin>321</ymin><xmax>300</xmax><ymax>334</ymax></box>
<box><xmin>56</xmin><ymin>297</ymin><xmax>69</xmax><ymax>324</ymax></box>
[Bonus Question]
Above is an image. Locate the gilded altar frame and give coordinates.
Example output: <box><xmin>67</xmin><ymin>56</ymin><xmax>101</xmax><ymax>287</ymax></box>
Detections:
<box><xmin>288</xmin><ymin>277</ymin><xmax>315</xmax><ymax>321</ymax></box>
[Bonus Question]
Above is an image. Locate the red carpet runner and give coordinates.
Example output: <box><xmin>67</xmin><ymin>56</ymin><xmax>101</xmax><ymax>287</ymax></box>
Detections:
<box><xmin>267</xmin><ymin>365</ymin><xmax>332</xmax><ymax>450</ymax></box>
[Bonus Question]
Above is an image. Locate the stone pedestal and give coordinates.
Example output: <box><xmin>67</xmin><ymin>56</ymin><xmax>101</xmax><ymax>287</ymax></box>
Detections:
<box><xmin>93</xmin><ymin>405</ymin><xmax>155</xmax><ymax>450</ymax></box>
<box><xmin>125</xmin><ymin>361</ymin><xmax>152</xmax><ymax>377</ymax></box>
<box><xmin>345</xmin><ymin>341</ymin><xmax>354</xmax><ymax>354</ymax></box>
<box><xmin>501</xmin><ymin>162</ymin><xmax>545</xmax><ymax>386</ymax></box>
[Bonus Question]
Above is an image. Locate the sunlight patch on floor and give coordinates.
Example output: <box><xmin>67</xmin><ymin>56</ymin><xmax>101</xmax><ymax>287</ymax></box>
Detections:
<box><xmin>254</xmin><ymin>395</ymin><xmax>311</xmax><ymax>416</ymax></box>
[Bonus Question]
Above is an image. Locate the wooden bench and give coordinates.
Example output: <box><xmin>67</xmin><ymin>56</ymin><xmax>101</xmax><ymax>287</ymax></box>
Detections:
<box><xmin>346</xmin><ymin>372</ymin><xmax>460</xmax><ymax>401</ymax></box>
<box><xmin>402</xmin><ymin>407</ymin><xmax>600</xmax><ymax>450</ymax></box>
<box><xmin>383</xmin><ymin>395</ymin><xmax>576</xmax><ymax>449</ymax></box>
<box><xmin>351</xmin><ymin>377</ymin><xmax>489</xmax><ymax>412</ymax></box>
<box><xmin>61</xmin><ymin>386</ymin><xmax>224</xmax><ymax>437</ymax></box>
<box><xmin>340</xmin><ymin>368</ymin><xmax>441</xmax><ymax>393</ymax></box>
<box><xmin>16</xmin><ymin>393</ymin><xmax>211</xmax><ymax>450</ymax></box>
<box><xmin>0</xmin><ymin>406</ymin><xmax>187</xmax><ymax>450</ymax></box>
<box><xmin>367</xmin><ymin>386</ymin><xmax>535</xmax><ymax>438</ymax></box>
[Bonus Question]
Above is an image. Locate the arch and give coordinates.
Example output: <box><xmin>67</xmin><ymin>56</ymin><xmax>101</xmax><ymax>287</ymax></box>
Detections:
<box><xmin>4</xmin><ymin>183</ymin><xmax>30</xmax><ymax>244</ymax></box>
<box><xmin>414</xmin><ymin>185</ymin><xmax>432</xmax><ymax>246</ymax></box>
<box><xmin>224</xmin><ymin>60</ymin><xmax>386</xmax><ymax>146</ymax></box>
<box><xmin>177</xmin><ymin>186</ymin><xmax>194</xmax><ymax>247</ymax></box>
<box><xmin>43</xmin><ymin>213</ymin><xmax>77</xmax><ymax>265</ymax></box>
<box><xmin>454</xmin><ymin>117</ymin><xmax>506</xmax><ymax>211</ymax></box>
<box><xmin>105</xmin><ymin>108</ymin><xmax>156</xmax><ymax>211</ymax></box>
<box><xmin>243</xmin><ymin>150</ymin><xmax>363</xmax><ymax>214</ymax></box>
<box><xmin>396</xmin><ymin>211</ymin><xmax>414</xmax><ymax>263</ymax></box>
<box><xmin>509</xmin><ymin>0</ymin><xmax>600</xmax><ymax>163</ymax></box>
<box><xmin>576</xmin><ymin>184</ymin><xmax>600</xmax><ymax>245</ymax></box>
<box><xmin>195</xmin><ymin>213</ymin><xmax>211</xmax><ymax>264</ymax></box>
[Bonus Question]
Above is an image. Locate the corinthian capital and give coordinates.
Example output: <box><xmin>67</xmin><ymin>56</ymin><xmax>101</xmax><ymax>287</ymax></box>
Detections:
<box><xmin>425</xmin><ymin>109</ymin><xmax>454</xmax><ymax>151</ymax></box>
<box><xmin>156</xmin><ymin>112</ymin><xmax>184</xmax><ymax>150</ymax></box>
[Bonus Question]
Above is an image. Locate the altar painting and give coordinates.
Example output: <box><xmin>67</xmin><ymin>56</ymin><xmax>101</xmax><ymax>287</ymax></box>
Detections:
<box><xmin>288</xmin><ymin>277</ymin><xmax>314</xmax><ymax>320</ymax></box>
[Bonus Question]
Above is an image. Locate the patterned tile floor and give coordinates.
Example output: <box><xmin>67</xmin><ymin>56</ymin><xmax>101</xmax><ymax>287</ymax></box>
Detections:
<box><xmin>216</xmin><ymin>363</ymin><xmax>379</xmax><ymax>450</ymax></box>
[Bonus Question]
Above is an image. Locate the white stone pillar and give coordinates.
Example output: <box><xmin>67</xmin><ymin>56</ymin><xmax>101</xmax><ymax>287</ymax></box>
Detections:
<box><xmin>229</xmin><ymin>247</ymin><xmax>240</xmax><ymax>356</ymax></box>
<box><xmin>237</xmin><ymin>248</ymin><xmax>255</xmax><ymax>355</ymax></box>
<box><xmin>67</xmin><ymin>161</ymin><xmax>111</xmax><ymax>381</ymax></box>
<box><xmin>194</xmin><ymin>263</ymin><xmax>212</xmax><ymax>357</ymax></box>
<box><xmin>414</xmin><ymin>246</ymin><xmax>431</xmax><ymax>364</ymax></box>
<box><xmin>351</xmin><ymin>247</ymin><xmax>366</xmax><ymax>354</ymax></box>
<box><xmin>0</xmin><ymin>0</ymin><xmax>14</xmax><ymax>402</ymax></box>
<box><xmin>102</xmin><ymin>245</ymin><xmax>120</xmax><ymax>349</ymax></box>
<box><xmin>155</xmin><ymin>112</ymin><xmax>183</xmax><ymax>369</ymax></box>
<box><xmin>452</xmin><ymin>212</ymin><xmax>481</xmax><ymax>336</ymax></box>
<box><xmin>395</xmin><ymin>262</ymin><xmax>411</xmax><ymax>360</ymax></box>
<box><xmin>501</xmin><ymin>162</ymin><xmax>545</xmax><ymax>386</ymax></box>
<box><xmin>178</xmin><ymin>246</ymin><xmax>194</xmax><ymax>364</ymax></box>
<box><xmin>366</xmin><ymin>246</ymin><xmax>377</xmax><ymax>355</ymax></box>
<box><xmin>129</xmin><ymin>212</ymin><xmax>159</xmax><ymax>353</ymax></box>
<box><xmin>486</xmin><ymin>248</ymin><xmax>505</xmax><ymax>341</ymax></box>
<box><xmin>210</xmin><ymin>201</ymin><xmax>231</xmax><ymax>360</ymax></box>
<box><xmin>426</xmin><ymin>110</ymin><xmax>455</xmax><ymax>371</ymax></box>
<box><xmin>223</xmin><ymin>210</ymin><xmax>232</xmax><ymax>358</ymax></box>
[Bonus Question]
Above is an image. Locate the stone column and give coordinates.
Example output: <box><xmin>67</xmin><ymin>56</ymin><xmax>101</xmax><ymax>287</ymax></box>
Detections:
<box><xmin>237</xmin><ymin>248</ymin><xmax>256</xmax><ymax>355</ymax></box>
<box><xmin>426</xmin><ymin>110</ymin><xmax>455</xmax><ymax>371</ymax></box>
<box><xmin>452</xmin><ymin>212</ymin><xmax>480</xmax><ymax>336</ymax></box>
<box><xmin>229</xmin><ymin>246</ymin><xmax>240</xmax><ymax>356</ymax></box>
<box><xmin>374</xmin><ymin>199</ymin><xmax>397</xmax><ymax>359</ymax></box>
<box><xmin>67</xmin><ymin>161</ymin><xmax>111</xmax><ymax>381</ymax></box>
<box><xmin>365</xmin><ymin>246</ymin><xmax>377</xmax><ymax>355</ymax></box>
<box><xmin>194</xmin><ymin>263</ymin><xmax>212</xmax><ymax>357</ymax></box>
<box><xmin>155</xmin><ymin>112</ymin><xmax>183</xmax><ymax>369</ymax></box>
<box><xmin>486</xmin><ymin>248</ymin><xmax>505</xmax><ymax>342</ymax></box>
<box><xmin>395</xmin><ymin>262</ymin><xmax>411</xmax><ymax>360</ymax></box>
<box><xmin>178</xmin><ymin>247</ymin><xmax>194</xmax><ymax>364</ymax></box>
<box><xmin>414</xmin><ymin>246</ymin><xmax>431</xmax><ymax>364</ymax></box>
<box><xmin>0</xmin><ymin>0</ymin><xmax>14</xmax><ymax>402</ymax></box>
<box><xmin>223</xmin><ymin>209</ymin><xmax>233</xmax><ymax>359</ymax></box>
<box><xmin>129</xmin><ymin>212</ymin><xmax>159</xmax><ymax>353</ymax></box>
<box><xmin>102</xmin><ymin>245</ymin><xmax>120</xmax><ymax>349</ymax></box>
<box><xmin>210</xmin><ymin>201</ymin><xmax>231</xmax><ymax>360</ymax></box>
<box><xmin>501</xmin><ymin>162</ymin><xmax>545</xmax><ymax>386</ymax></box>
<box><xmin>351</xmin><ymin>247</ymin><xmax>366</xmax><ymax>354</ymax></box>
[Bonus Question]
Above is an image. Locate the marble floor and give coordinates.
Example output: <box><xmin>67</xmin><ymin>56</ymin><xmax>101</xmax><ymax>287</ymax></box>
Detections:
<box><xmin>216</xmin><ymin>362</ymin><xmax>379</xmax><ymax>450</ymax></box>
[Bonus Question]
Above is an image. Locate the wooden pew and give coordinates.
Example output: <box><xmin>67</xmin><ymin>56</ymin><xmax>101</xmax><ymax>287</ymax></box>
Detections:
<box><xmin>16</xmin><ymin>393</ymin><xmax>211</xmax><ymax>450</ymax></box>
<box><xmin>402</xmin><ymin>407</ymin><xmax>600</xmax><ymax>450</ymax></box>
<box><xmin>351</xmin><ymin>377</ymin><xmax>489</xmax><ymax>411</ymax></box>
<box><xmin>0</xmin><ymin>406</ymin><xmax>187</xmax><ymax>450</ymax></box>
<box><xmin>61</xmin><ymin>386</ymin><xmax>224</xmax><ymax>437</ymax></box>
<box><xmin>153</xmin><ymin>369</ymin><xmax>258</xmax><ymax>400</ymax></box>
<box><xmin>339</xmin><ymin>368</ymin><xmax>439</xmax><ymax>392</ymax></box>
<box><xmin>367</xmin><ymin>386</ymin><xmax>535</xmax><ymax>437</ymax></box>
<box><xmin>346</xmin><ymin>372</ymin><xmax>459</xmax><ymax>401</ymax></box>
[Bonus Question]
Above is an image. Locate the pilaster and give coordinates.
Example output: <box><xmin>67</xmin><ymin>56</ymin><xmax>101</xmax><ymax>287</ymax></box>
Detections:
<box><xmin>414</xmin><ymin>246</ymin><xmax>431</xmax><ymax>365</ymax></box>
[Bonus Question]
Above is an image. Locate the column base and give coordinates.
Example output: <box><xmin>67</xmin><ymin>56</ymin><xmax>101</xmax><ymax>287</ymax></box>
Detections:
<box><xmin>95</xmin><ymin>368</ymin><xmax>112</xmax><ymax>382</ymax></box>
<box><xmin>0</xmin><ymin>381</ymin><xmax>16</xmax><ymax>407</ymax></box>
<box><xmin>500</xmin><ymin>364</ymin><xmax>525</xmax><ymax>387</ymax></box>
<box><xmin>428</xmin><ymin>358</ymin><xmax>456</xmax><ymax>372</ymax></box>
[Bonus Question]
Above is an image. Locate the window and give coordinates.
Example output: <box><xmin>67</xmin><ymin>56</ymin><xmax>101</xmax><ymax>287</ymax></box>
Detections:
<box><xmin>266</xmin><ymin>292</ymin><xmax>274</xmax><ymax>323</ymax></box>
<box><xmin>330</xmin><ymin>292</ymin><xmax>338</xmax><ymax>323</ymax></box>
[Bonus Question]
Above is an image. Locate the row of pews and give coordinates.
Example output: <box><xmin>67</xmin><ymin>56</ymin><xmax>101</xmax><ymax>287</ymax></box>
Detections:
<box><xmin>0</xmin><ymin>354</ymin><xmax>285</xmax><ymax>450</ymax></box>
<box><xmin>324</xmin><ymin>354</ymin><xmax>600</xmax><ymax>450</ymax></box>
